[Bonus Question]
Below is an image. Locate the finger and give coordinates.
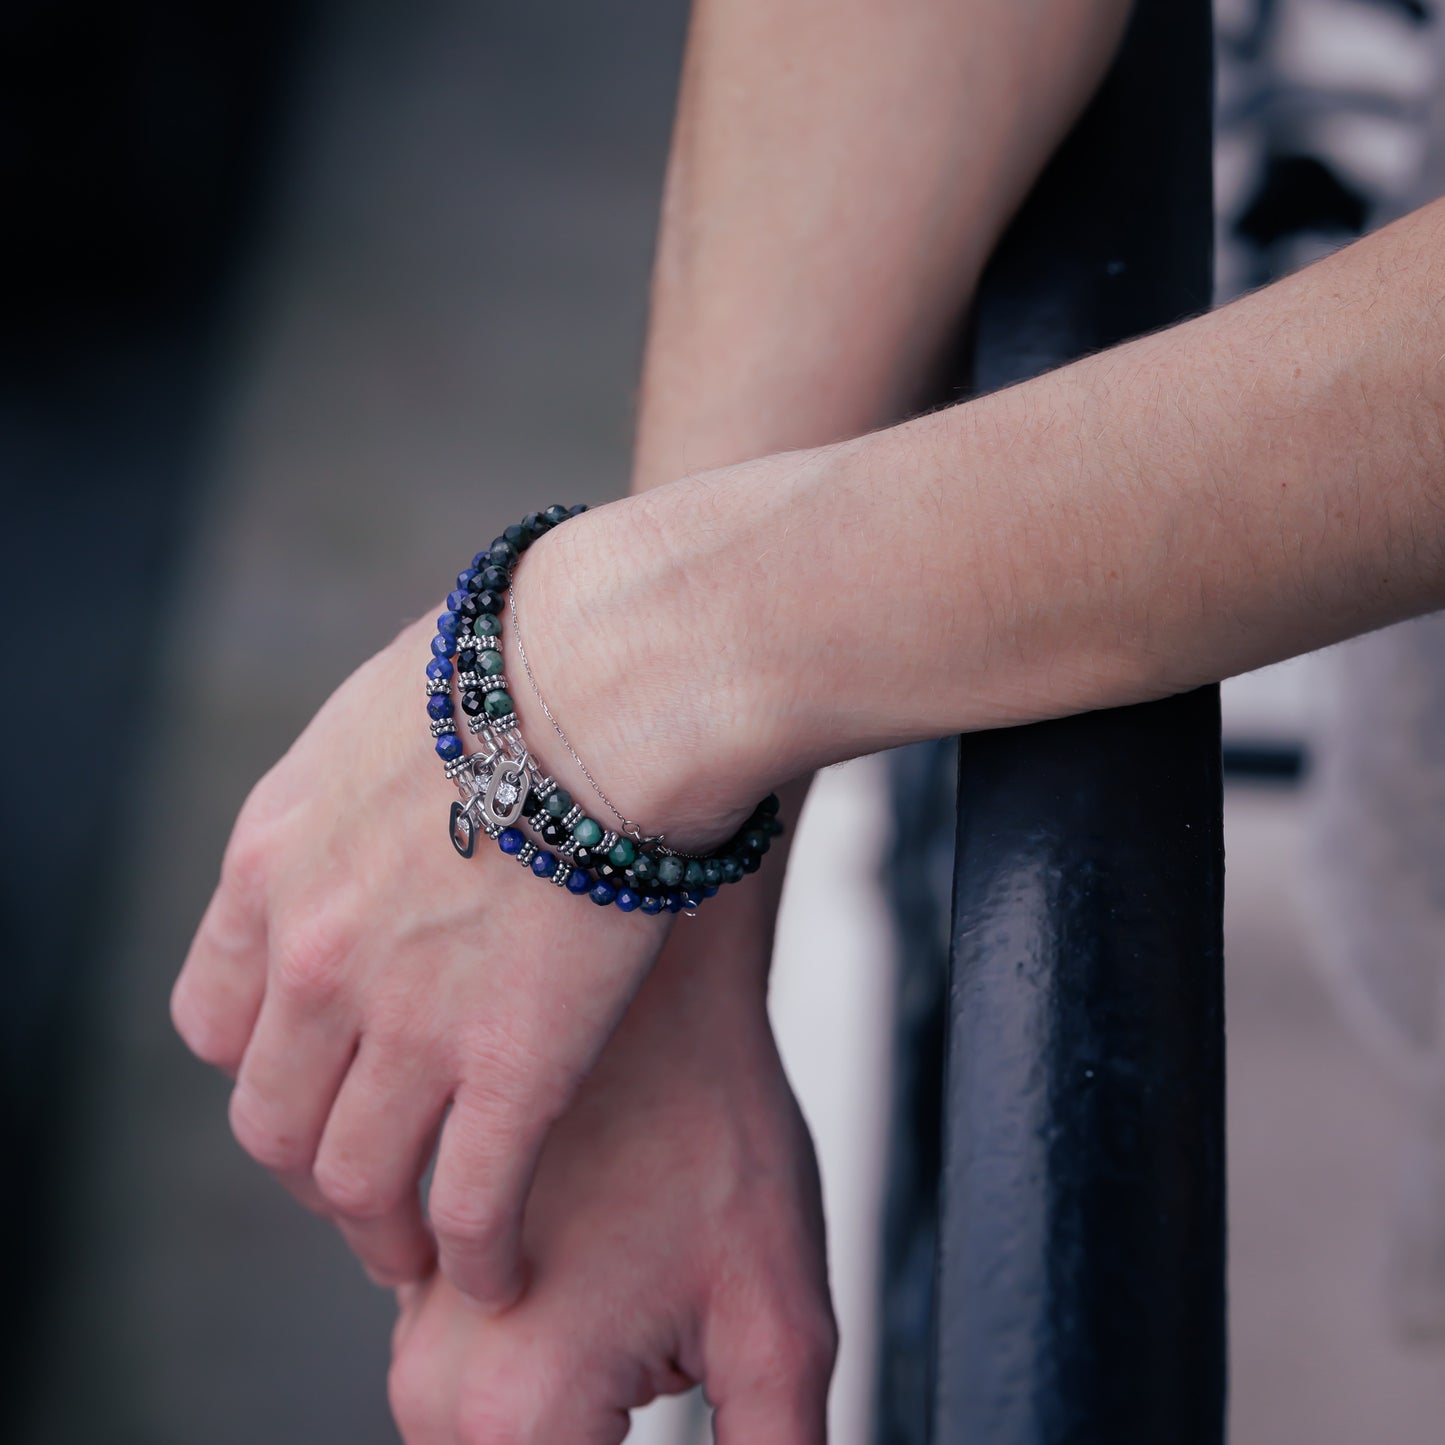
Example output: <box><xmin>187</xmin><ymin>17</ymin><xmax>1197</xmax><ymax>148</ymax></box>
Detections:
<box><xmin>314</xmin><ymin>1035</ymin><xmax>448</xmax><ymax>1286</ymax></box>
<box><xmin>427</xmin><ymin>1085</ymin><xmax>551</xmax><ymax>1311</ymax></box>
<box><xmin>171</xmin><ymin>879</ymin><xmax>268</xmax><ymax>1075</ymax></box>
<box><xmin>228</xmin><ymin>964</ymin><xmax>358</xmax><ymax>1207</ymax></box>
<box><xmin>707</xmin><ymin>1307</ymin><xmax>835</xmax><ymax>1445</ymax></box>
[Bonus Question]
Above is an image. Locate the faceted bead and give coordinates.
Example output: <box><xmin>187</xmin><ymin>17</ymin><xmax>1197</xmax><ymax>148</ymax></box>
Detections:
<box><xmin>436</xmin><ymin>611</ymin><xmax>462</xmax><ymax>637</ymax></box>
<box><xmin>656</xmin><ymin>856</ymin><xmax>685</xmax><ymax>887</ymax></box>
<box><xmin>572</xmin><ymin>846</ymin><xmax>595</xmax><ymax>869</ymax></box>
<box><xmin>742</xmin><ymin>828</ymin><xmax>769</xmax><ymax>854</ymax></box>
<box><xmin>721</xmin><ymin>857</ymin><xmax>744</xmax><ymax>884</ymax></box>
<box><xmin>531</xmin><ymin>850</ymin><xmax>558</xmax><ymax>878</ymax></box>
<box><xmin>540</xmin><ymin>820</ymin><xmax>566</xmax><ymax>846</ymax></box>
<box><xmin>483</xmin><ymin>690</ymin><xmax>514</xmax><ymax>719</ymax></box>
<box><xmin>498</xmin><ymin>827</ymin><xmax>525</xmax><ymax>854</ymax></box>
<box><xmin>479</xmin><ymin>564</ymin><xmax>510</xmax><ymax>592</ymax></box>
<box><xmin>446</xmin><ymin>588</ymin><xmax>469</xmax><ymax>613</ymax></box>
<box><xmin>457</xmin><ymin>593</ymin><xmax>482</xmax><ymax>620</ymax></box>
<box><xmin>461</xmin><ymin>690</ymin><xmax>485</xmax><ymax>716</ymax></box>
<box><xmin>435</xmin><ymin>734</ymin><xmax>463</xmax><ymax>761</ymax></box>
<box><xmin>521</xmin><ymin>511</ymin><xmax>551</xmax><ymax>542</ymax></box>
<box><xmin>458</xmin><ymin>648</ymin><xmax>479</xmax><ymax>672</ymax></box>
<box><xmin>702</xmin><ymin>884</ymin><xmax>720</xmax><ymax>899</ymax></box>
<box><xmin>565</xmin><ymin>868</ymin><xmax>593</xmax><ymax>894</ymax></box>
<box><xmin>608</xmin><ymin>838</ymin><xmax>636</xmax><ymax>868</ymax></box>
<box><xmin>682</xmin><ymin>890</ymin><xmax>703</xmax><ymax>909</ymax></box>
<box><xmin>590</xmin><ymin>879</ymin><xmax>618</xmax><ymax>907</ymax></box>
<box><xmin>544</xmin><ymin>789</ymin><xmax>573</xmax><ymax>818</ymax></box>
<box><xmin>544</xmin><ymin>504</ymin><xmax>569</xmax><ymax>526</ymax></box>
<box><xmin>426</xmin><ymin>656</ymin><xmax>454</xmax><ymax>682</ymax></box>
<box><xmin>473</xmin><ymin>612</ymin><xmax>501</xmax><ymax>637</ymax></box>
<box><xmin>759</xmin><ymin>793</ymin><xmax>780</xmax><ymax>817</ymax></box>
<box><xmin>568</xmin><ymin>503</ymin><xmax>588</xmax><ymax>518</ymax></box>
<box><xmin>488</xmin><ymin>538</ymin><xmax>518</xmax><ymax>568</ymax></box>
<box><xmin>629</xmin><ymin>854</ymin><xmax>657</xmax><ymax>882</ymax></box>
<box><xmin>740</xmin><ymin>850</ymin><xmax>763</xmax><ymax>874</ymax></box>
<box><xmin>769</xmin><ymin>818</ymin><xmax>786</xmax><ymax>836</ymax></box>
<box><xmin>595</xmin><ymin>861</ymin><xmax>622</xmax><ymax>880</ymax></box>
<box><xmin>702</xmin><ymin>860</ymin><xmax>723</xmax><ymax>887</ymax></box>
<box><xmin>503</xmin><ymin>523</ymin><xmax>526</xmax><ymax>549</ymax></box>
<box><xmin>479</xmin><ymin>650</ymin><xmax>504</xmax><ymax>676</ymax></box>
<box><xmin>572</xmin><ymin>817</ymin><xmax>602</xmax><ymax>848</ymax></box>
<box><xmin>431</xmin><ymin>633</ymin><xmax>457</xmax><ymax>658</ymax></box>
<box><xmin>665</xmin><ymin>891</ymin><xmax>684</xmax><ymax>913</ymax></box>
<box><xmin>427</xmin><ymin>694</ymin><xmax>453</xmax><ymax>720</ymax></box>
<box><xmin>473</xmin><ymin>588</ymin><xmax>505</xmax><ymax>614</ymax></box>
<box><xmin>457</xmin><ymin>567</ymin><xmax>480</xmax><ymax>591</ymax></box>
<box><xmin>639</xmin><ymin>893</ymin><xmax>664</xmax><ymax>915</ymax></box>
<box><xmin>614</xmin><ymin>887</ymin><xmax>640</xmax><ymax>912</ymax></box>
<box><xmin>684</xmin><ymin>861</ymin><xmax>706</xmax><ymax>888</ymax></box>
<box><xmin>521</xmin><ymin>791</ymin><xmax>542</xmax><ymax>818</ymax></box>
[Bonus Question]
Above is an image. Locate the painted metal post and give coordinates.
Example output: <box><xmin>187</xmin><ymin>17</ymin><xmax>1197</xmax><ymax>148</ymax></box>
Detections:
<box><xmin>931</xmin><ymin>2</ymin><xmax>1225</xmax><ymax>1441</ymax></box>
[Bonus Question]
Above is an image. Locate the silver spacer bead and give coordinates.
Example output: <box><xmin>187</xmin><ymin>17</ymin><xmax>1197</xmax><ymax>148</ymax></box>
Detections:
<box><xmin>532</xmin><ymin>775</ymin><xmax>557</xmax><ymax>800</ymax></box>
<box><xmin>482</xmin><ymin>818</ymin><xmax>504</xmax><ymax>840</ymax></box>
<box><xmin>516</xmin><ymin>840</ymin><xmax>538</xmax><ymax>867</ymax></box>
<box><xmin>425</xmin><ymin>678</ymin><xmax>451</xmax><ymax>696</ymax></box>
<box><xmin>444</xmin><ymin>756</ymin><xmax>476</xmax><ymax>780</ymax></box>
<box><xmin>480</xmin><ymin>675</ymin><xmax>508</xmax><ymax>694</ymax></box>
<box><xmin>466</xmin><ymin>714</ymin><xmax>491</xmax><ymax>734</ymax></box>
<box><xmin>430</xmin><ymin>719</ymin><xmax>457</xmax><ymax>738</ymax></box>
<box><xmin>551</xmin><ymin>862</ymin><xmax>573</xmax><ymax>888</ymax></box>
<box><xmin>560</xmin><ymin>804</ymin><xmax>583</xmax><ymax>829</ymax></box>
<box><xmin>597</xmin><ymin>830</ymin><xmax>619</xmax><ymax>855</ymax></box>
<box><xmin>457</xmin><ymin>671</ymin><xmax>482</xmax><ymax>690</ymax></box>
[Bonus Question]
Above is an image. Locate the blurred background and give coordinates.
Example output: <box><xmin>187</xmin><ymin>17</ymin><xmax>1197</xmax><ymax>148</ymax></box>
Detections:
<box><xmin>7</xmin><ymin>1</ymin><xmax>1445</xmax><ymax>1441</ymax></box>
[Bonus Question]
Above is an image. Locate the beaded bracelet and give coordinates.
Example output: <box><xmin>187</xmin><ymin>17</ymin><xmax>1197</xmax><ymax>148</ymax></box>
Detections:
<box><xmin>423</xmin><ymin>505</ymin><xmax>783</xmax><ymax>914</ymax></box>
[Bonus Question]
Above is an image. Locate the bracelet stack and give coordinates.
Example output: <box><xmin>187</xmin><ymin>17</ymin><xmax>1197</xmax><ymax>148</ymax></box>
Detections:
<box><xmin>423</xmin><ymin>504</ymin><xmax>783</xmax><ymax>915</ymax></box>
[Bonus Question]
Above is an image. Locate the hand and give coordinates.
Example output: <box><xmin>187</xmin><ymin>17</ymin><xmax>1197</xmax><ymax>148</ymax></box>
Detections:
<box><xmin>170</xmin><ymin>506</ymin><xmax>769</xmax><ymax>1305</ymax></box>
<box><xmin>387</xmin><ymin>894</ymin><xmax>836</xmax><ymax>1445</ymax></box>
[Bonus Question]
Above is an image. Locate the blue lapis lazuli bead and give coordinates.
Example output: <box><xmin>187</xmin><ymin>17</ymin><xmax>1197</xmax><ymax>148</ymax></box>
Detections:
<box><xmin>426</xmin><ymin>693</ymin><xmax>452</xmax><ymax>720</ymax></box>
<box><xmin>498</xmin><ymin>827</ymin><xmax>525</xmax><ymax>855</ymax></box>
<box><xmin>436</xmin><ymin>611</ymin><xmax>462</xmax><ymax>638</ymax></box>
<box><xmin>446</xmin><ymin>588</ymin><xmax>469</xmax><ymax>613</ymax></box>
<box><xmin>665</xmin><ymin>891</ymin><xmax>684</xmax><ymax>913</ymax></box>
<box><xmin>426</xmin><ymin>656</ymin><xmax>454</xmax><ymax>681</ymax></box>
<box><xmin>681</xmin><ymin>890</ymin><xmax>703</xmax><ymax>909</ymax></box>
<box><xmin>702</xmin><ymin>884</ymin><xmax>720</xmax><ymax>899</ymax></box>
<box><xmin>457</xmin><ymin>568</ymin><xmax>479</xmax><ymax>590</ymax></box>
<box><xmin>589</xmin><ymin>879</ymin><xmax>618</xmax><ymax>907</ymax></box>
<box><xmin>431</xmin><ymin>633</ymin><xmax>457</xmax><ymax>658</ymax></box>
<box><xmin>471</xmin><ymin>550</ymin><xmax>490</xmax><ymax>571</ymax></box>
<box><xmin>614</xmin><ymin>887</ymin><xmax>640</xmax><ymax>912</ymax></box>
<box><xmin>638</xmin><ymin>894</ymin><xmax>664</xmax><ymax>915</ymax></box>
<box><xmin>530</xmin><ymin>851</ymin><xmax>558</xmax><ymax>878</ymax></box>
<box><xmin>435</xmin><ymin>734</ymin><xmax>463</xmax><ymax>762</ymax></box>
<box><xmin>565</xmin><ymin>869</ymin><xmax>592</xmax><ymax>894</ymax></box>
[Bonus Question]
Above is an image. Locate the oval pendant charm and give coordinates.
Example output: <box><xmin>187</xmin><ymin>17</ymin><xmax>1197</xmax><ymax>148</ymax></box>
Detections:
<box><xmin>483</xmin><ymin>762</ymin><xmax>528</xmax><ymax>826</ymax></box>
<box><xmin>449</xmin><ymin>800</ymin><xmax>477</xmax><ymax>858</ymax></box>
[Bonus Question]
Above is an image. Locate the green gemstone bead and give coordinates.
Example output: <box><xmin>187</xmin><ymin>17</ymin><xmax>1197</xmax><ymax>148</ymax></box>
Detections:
<box><xmin>608</xmin><ymin>838</ymin><xmax>636</xmax><ymax>868</ymax></box>
<box><xmin>657</xmin><ymin>856</ymin><xmax>685</xmax><ymax>886</ymax></box>
<box><xmin>630</xmin><ymin>854</ymin><xmax>657</xmax><ymax>882</ymax></box>
<box><xmin>742</xmin><ymin>828</ymin><xmax>769</xmax><ymax>853</ymax></box>
<box><xmin>702</xmin><ymin>860</ymin><xmax>723</xmax><ymax>887</ymax></box>
<box><xmin>544</xmin><ymin>789</ymin><xmax>573</xmax><ymax>818</ymax></box>
<box><xmin>483</xmin><ymin>690</ymin><xmax>514</xmax><ymax>718</ymax></box>
<box><xmin>478</xmin><ymin>650</ymin><xmax>504</xmax><ymax>676</ymax></box>
<box><xmin>474</xmin><ymin>612</ymin><xmax>501</xmax><ymax>636</ymax></box>
<box><xmin>573</xmin><ymin>817</ymin><xmax>603</xmax><ymax>848</ymax></box>
<box><xmin>721</xmin><ymin>857</ymin><xmax>744</xmax><ymax>884</ymax></box>
<box><xmin>684</xmin><ymin>860</ymin><xmax>706</xmax><ymax>888</ymax></box>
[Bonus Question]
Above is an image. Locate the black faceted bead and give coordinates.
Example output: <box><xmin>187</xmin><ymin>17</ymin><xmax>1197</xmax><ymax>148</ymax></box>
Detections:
<box><xmin>568</xmin><ymin>503</ymin><xmax>588</xmax><ymax>517</ymax></box>
<box><xmin>473</xmin><ymin>588</ymin><xmax>505</xmax><ymax>614</ymax></box>
<box><xmin>522</xmin><ymin>511</ymin><xmax>551</xmax><ymax>542</ymax></box>
<box><xmin>521</xmin><ymin>791</ymin><xmax>542</xmax><ymax>818</ymax></box>
<box><xmin>739</xmin><ymin>850</ymin><xmax>763</xmax><ymax>874</ymax></box>
<box><xmin>504</xmin><ymin>523</ymin><xmax>526</xmax><ymax>549</ymax></box>
<box><xmin>572</xmin><ymin>845</ymin><xmax>595</xmax><ymax>869</ymax></box>
<box><xmin>457</xmin><ymin>594</ymin><xmax>482</xmax><ymax>620</ymax></box>
<box><xmin>460</xmin><ymin>689</ymin><xmax>485</xmax><ymax>717</ymax></box>
<box><xmin>458</xmin><ymin>647</ymin><xmax>479</xmax><ymax>671</ymax></box>
<box><xmin>488</xmin><ymin>537</ymin><xmax>518</xmax><ymax>568</ymax></box>
<box><xmin>543</xmin><ymin>504</ymin><xmax>569</xmax><ymax>526</ymax></box>
<box><xmin>540</xmin><ymin>820</ymin><xmax>566</xmax><ymax>846</ymax></box>
<box><xmin>758</xmin><ymin>792</ymin><xmax>780</xmax><ymax>817</ymax></box>
<box><xmin>596</xmin><ymin>860</ymin><xmax>623</xmax><ymax>880</ymax></box>
<box><xmin>478</xmin><ymin>563</ymin><xmax>510</xmax><ymax>593</ymax></box>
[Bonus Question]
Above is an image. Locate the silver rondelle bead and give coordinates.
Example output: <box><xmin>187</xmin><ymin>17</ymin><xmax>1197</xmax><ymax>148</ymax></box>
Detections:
<box><xmin>551</xmin><ymin>862</ymin><xmax>573</xmax><ymax>888</ymax></box>
<box><xmin>516</xmin><ymin>840</ymin><xmax>538</xmax><ymax>866</ymax></box>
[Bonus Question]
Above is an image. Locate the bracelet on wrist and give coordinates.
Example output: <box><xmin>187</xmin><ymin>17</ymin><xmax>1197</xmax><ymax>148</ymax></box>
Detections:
<box><xmin>422</xmin><ymin>504</ymin><xmax>783</xmax><ymax>916</ymax></box>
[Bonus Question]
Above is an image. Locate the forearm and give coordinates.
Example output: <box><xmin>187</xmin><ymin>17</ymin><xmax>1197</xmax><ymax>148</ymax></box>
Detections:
<box><xmin>653</xmin><ymin>196</ymin><xmax>1445</xmax><ymax>782</ymax></box>
<box><xmin>631</xmin><ymin>0</ymin><xmax>1132</xmax><ymax>490</ymax></box>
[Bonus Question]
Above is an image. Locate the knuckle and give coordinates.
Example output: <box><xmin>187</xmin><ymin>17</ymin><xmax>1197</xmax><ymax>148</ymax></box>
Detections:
<box><xmin>427</xmin><ymin>1187</ymin><xmax>503</xmax><ymax>1255</ymax></box>
<box><xmin>227</xmin><ymin>1086</ymin><xmax>311</xmax><ymax>1175</ymax></box>
<box><xmin>270</xmin><ymin>917</ymin><xmax>351</xmax><ymax>1004</ymax></box>
<box><xmin>170</xmin><ymin>982</ymin><xmax>241</xmax><ymax>1070</ymax></box>
<box><xmin>387</xmin><ymin>1351</ymin><xmax>436</xmax><ymax>1441</ymax></box>
<box><xmin>313</xmin><ymin>1154</ymin><xmax>398</xmax><ymax>1222</ymax></box>
<box><xmin>219</xmin><ymin>823</ymin><xmax>270</xmax><ymax>903</ymax></box>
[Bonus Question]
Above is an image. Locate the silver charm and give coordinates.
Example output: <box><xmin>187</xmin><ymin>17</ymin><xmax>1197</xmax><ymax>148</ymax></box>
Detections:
<box><xmin>483</xmin><ymin>752</ymin><xmax>529</xmax><ymax>826</ymax></box>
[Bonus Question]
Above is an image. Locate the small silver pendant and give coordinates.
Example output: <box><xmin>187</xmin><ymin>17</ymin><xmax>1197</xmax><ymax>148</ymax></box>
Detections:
<box><xmin>483</xmin><ymin>759</ymin><xmax>529</xmax><ymax>826</ymax></box>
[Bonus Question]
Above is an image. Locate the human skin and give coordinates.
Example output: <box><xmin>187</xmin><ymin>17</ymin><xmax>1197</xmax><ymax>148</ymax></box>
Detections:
<box><xmin>170</xmin><ymin>0</ymin><xmax>1120</xmax><ymax>1334</ymax></box>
